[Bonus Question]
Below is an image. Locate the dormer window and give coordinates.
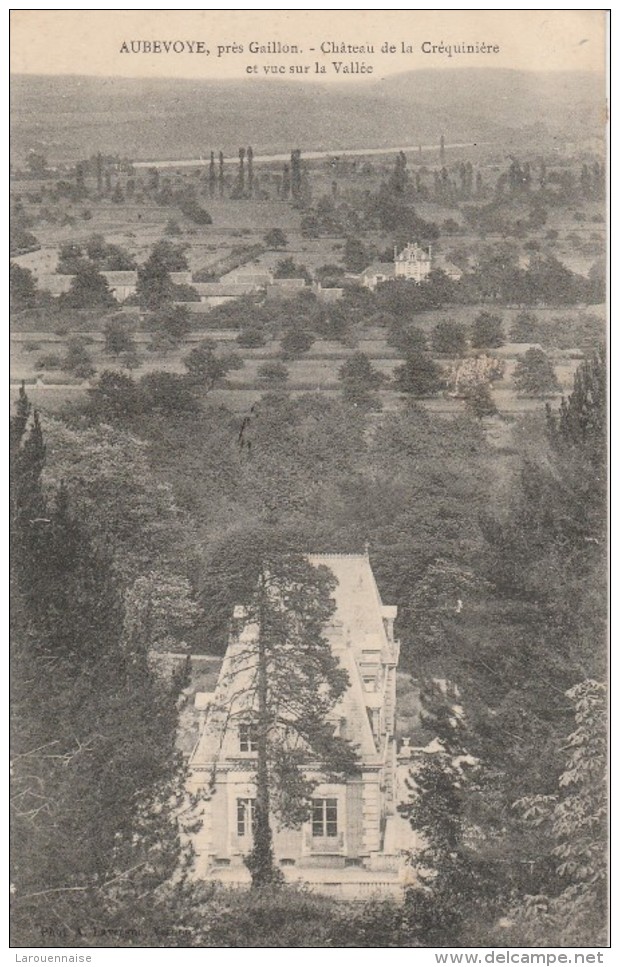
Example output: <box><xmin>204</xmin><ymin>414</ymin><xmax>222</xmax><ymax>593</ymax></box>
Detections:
<box><xmin>239</xmin><ymin>722</ymin><xmax>258</xmax><ymax>752</ymax></box>
<box><xmin>367</xmin><ymin>708</ymin><xmax>381</xmax><ymax>742</ymax></box>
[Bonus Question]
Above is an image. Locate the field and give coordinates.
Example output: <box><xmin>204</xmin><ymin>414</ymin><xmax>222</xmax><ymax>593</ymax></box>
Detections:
<box><xmin>11</xmin><ymin>139</ymin><xmax>605</xmax><ymax>443</ymax></box>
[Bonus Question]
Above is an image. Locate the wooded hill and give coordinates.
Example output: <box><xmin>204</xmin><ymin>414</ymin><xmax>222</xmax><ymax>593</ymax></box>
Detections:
<box><xmin>10</xmin><ymin>68</ymin><xmax>604</xmax><ymax>162</ymax></box>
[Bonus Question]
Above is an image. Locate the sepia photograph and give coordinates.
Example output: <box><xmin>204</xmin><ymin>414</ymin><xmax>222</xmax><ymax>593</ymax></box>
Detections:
<box><xmin>9</xmin><ymin>8</ymin><xmax>608</xmax><ymax>951</ymax></box>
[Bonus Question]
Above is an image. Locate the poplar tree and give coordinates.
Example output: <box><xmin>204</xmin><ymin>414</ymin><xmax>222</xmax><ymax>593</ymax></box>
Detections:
<box><xmin>208</xmin><ymin>151</ymin><xmax>216</xmax><ymax>198</ymax></box>
<box><xmin>218</xmin><ymin>151</ymin><xmax>225</xmax><ymax>197</ymax></box>
<box><xmin>238</xmin><ymin>147</ymin><xmax>246</xmax><ymax>194</ymax></box>
<box><xmin>247</xmin><ymin>145</ymin><xmax>254</xmax><ymax>195</ymax></box>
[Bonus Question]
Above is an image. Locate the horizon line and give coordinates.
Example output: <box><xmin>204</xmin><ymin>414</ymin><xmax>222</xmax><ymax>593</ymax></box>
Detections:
<box><xmin>9</xmin><ymin>65</ymin><xmax>606</xmax><ymax>84</ymax></box>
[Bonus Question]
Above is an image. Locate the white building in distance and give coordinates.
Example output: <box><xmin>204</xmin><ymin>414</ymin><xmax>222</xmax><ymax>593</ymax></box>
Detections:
<box><xmin>360</xmin><ymin>242</ymin><xmax>432</xmax><ymax>290</ymax></box>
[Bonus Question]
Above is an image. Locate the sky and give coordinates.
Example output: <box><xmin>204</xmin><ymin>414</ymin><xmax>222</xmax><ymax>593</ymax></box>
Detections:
<box><xmin>10</xmin><ymin>9</ymin><xmax>607</xmax><ymax>82</ymax></box>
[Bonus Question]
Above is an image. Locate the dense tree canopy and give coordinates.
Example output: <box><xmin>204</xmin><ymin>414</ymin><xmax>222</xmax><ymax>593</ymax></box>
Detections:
<box><xmin>10</xmin><ymin>391</ymin><xmax>191</xmax><ymax>945</ymax></box>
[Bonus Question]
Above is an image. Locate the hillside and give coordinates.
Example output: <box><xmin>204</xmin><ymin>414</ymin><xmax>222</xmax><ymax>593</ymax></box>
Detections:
<box><xmin>10</xmin><ymin>68</ymin><xmax>605</xmax><ymax>163</ymax></box>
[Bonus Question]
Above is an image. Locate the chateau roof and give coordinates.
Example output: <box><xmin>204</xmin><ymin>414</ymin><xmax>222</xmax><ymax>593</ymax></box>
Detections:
<box><xmin>308</xmin><ymin>553</ymin><xmax>395</xmax><ymax>659</ymax></box>
<box><xmin>190</xmin><ymin>553</ymin><xmax>398</xmax><ymax>768</ymax></box>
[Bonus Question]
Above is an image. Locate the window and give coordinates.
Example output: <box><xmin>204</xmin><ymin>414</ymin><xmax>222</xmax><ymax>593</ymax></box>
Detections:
<box><xmin>236</xmin><ymin>797</ymin><xmax>256</xmax><ymax>837</ymax></box>
<box><xmin>312</xmin><ymin>798</ymin><xmax>338</xmax><ymax>837</ymax></box>
<box><xmin>363</xmin><ymin>676</ymin><xmax>376</xmax><ymax>692</ymax></box>
<box><xmin>239</xmin><ymin>722</ymin><xmax>258</xmax><ymax>752</ymax></box>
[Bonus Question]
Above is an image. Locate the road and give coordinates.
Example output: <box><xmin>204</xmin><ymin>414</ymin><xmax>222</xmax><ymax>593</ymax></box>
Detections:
<box><xmin>133</xmin><ymin>142</ymin><xmax>489</xmax><ymax>169</ymax></box>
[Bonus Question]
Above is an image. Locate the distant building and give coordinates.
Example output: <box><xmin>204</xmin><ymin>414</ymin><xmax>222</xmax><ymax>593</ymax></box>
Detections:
<box><xmin>435</xmin><ymin>260</ymin><xmax>463</xmax><ymax>282</ymax></box>
<box><xmin>360</xmin><ymin>242</ymin><xmax>432</xmax><ymax>290</ymax></box>
<box><xmin>360</xmin><ymin>262</ymin><xmax>395</xmax><ymax>291</ymax></box>
<box><xmin>193</xmin><ymin>281</ymin><xmax>258</xmax><ymax>307</ymax></box>
<box><xmin>265</xmin><ymin>278</ymin><xmax>307</xmax><ymax>300</ymax></box>
<box><xmin>313</xmin><ymin>282</ymin><xmax>344</xmax><ymax>303</ymax></box>
<box><xmin>222</xmin><ymin>268</ymin><xmax>273</xmax><ymax>287</ymax></box>
<box><xmin>101</xmin><ymin>270</ymin><xmax>138</xmax><ymax>302</ymax></box>
<box><xmin>187</xmin><ymin>552</ymin><xmax>412</xmax><ymax>895</ymax></box>
<box><xmin>393</xmin><ymin>242</ymin><xmax>432</xmax><ymax>283</ymax></box>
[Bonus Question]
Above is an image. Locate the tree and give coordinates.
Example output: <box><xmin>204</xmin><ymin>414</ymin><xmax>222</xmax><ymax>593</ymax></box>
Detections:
<box><xmin>471</xmin><ymin>312</ymin><xmax>505</xmax><ymax>349</ymax></box>
<box><xmin>280</xmin><ymin>329</ymin><xmax>314</xmax><ymax>359</ymax></box>
<box><xmin>184</xmin><ymin>340</ymin><xmax>243</xmax><ymax>389</ymax></box>
<box><xmin>343</xmin><ymin>237</ymin><xmax>368</xmax><ymax>273</ymax></box>
<box><xmin>446</xmin><ymin>354</ymin><xmax>505</xmax><ymax>398</ymax></box>
<box><xmin>139</xmin><ymin>371</ymin><xmax>198</xmax><ymax>414</ymax></box>
<box><xmin>400</xmin><ymin>681</ymin><xmax>503</xmax><ymax>946</ymax></box>
<box><xmin>464</xmin><ymin>382</ymin><xmax>498</xmax><ymax>420</ymax></box>
<box><xmin>247</xmin><ymin>146</ymin><xmax>254</xmax><ymax>195</ymax></box>
<box><xmin>513</xmin><ymin>348</ymin><xmax>560</xmax><ymax>397</ymax></box>
<box><xmin>431</xmin><ymin>319</ymin><xmax>467</xmax><ymax>356</ymax></box>
<box><xmin>104</xmin><ymin>317</ymin><xmax>136</xmax><ymax>356</ymax></box>
<box><xmin>179</xmin><ymin>191</ymin><xmax>212</xmax><ymax>225</ymax></box>
<box><xmin>148</xmin><ymin>330</ymin><xmax>182</xmax><ymax>355</ymax></box>
<box><xmin>338</xmin><ymin>352</ymin><xmax>384</xmax><ymax>407</ymax></box>
<box><xmin>237</xmin><ymin>327</ymin><xmax>266</xmax><ymax>348</ymax></box>
<box><xmin>151</xmin><ymin>304</ymin><xmax>192</xmax><ymax>344</ymax></box>
<box><xmin>388</xmin><ymin>151</ymin><xmax>408</xmax><ymax>194</ymax></box>
<box><xmin>387</xmin><ymin>323</ymin><xmax>429</xmax><ymax>356</ymax></box>
<box><xmin>61</xmin><ymin>263</ymin><xmax>116</xmax><ymax>310</ymax></box>
<box><xmin>290</xmin><ymin>149</ymin><xmax>302</xmax><ymax>201</ymax></box>
<box><xmin>257</xmin><ymin>360</ymin><xmax>289</xmax><ymax>387</ymax></box>
<box><xmin>137</xmin><ymin>241</ymin><xmax>188</xmax><ymax>309</ymax></box>
<box><xmin>10</xmin><ymin>262</ymin><xmax>37</xmax><ymax>309</ymax></box>
<box><xmin>56</xmin><ymin>241</ymin><xmax>87</xmax><ymax>274</ymax></box>
<box><xmin>263</xmin><ymin>228</ymin><xmax>288</xmax><ymax>250</ymax></box>
<box><xmin>10</xmin><ymin>223</ymin><xmax>40</xmax><ymax>257</ymax></box>
<box><xmin>547</xmin><ymin>349</ymin><xmax>605</xmax><ymax>461</ymax></box>
<box><xmin>218</xmin><ymin>151</ymin><xmax>225</xmax><ymax>197</ymax></box>
<box><xmin>85</xmin><ymin>236</ymin><xmax>136</xmax><ymax>272</ymax></box>
<box><xmin>394</xmin><ymin>353</ymin><xmax>444</xmax><ymax>397</ymax></box>
<box><xmin>10</xmin><ymin>397</ymin><xmax>188</xmax><ymax>944</ymax></box>
<box><xmin>25</xmin><ymin>151</ymin><xmax>48</xmax><ymax>177</ymax></box>
<box><xmin>63</xmin><ymin>337</ymin><xmax>96</xmax><ymax>379</ymax></box>
<box><xmin>274</xmin><ymin>257</ymin><xmax>309</xmax><ymax>281</ymax></box>
<box><xmin>85</xmin><ymin>370</ymin><xmax>143</xmax><ymax>423</ymax></box>
<box><xmin>123</xmin><ymin>571</ymin><xmax>201</xmax><ymax>655</ymax></box>
<box><xmin>237</xmin><ymin>147</ymin><xmax>246</xmax><ymax>194</ymax></box>
<box><xmin>509</xmin><ymin>311</ymin><xmax>539</xmax><ymax>343</ymax></box>
<box><xmin>208</xmin><ymin>152</ymin><xmax>216</xmax><ymax>198</ymax></box>
<box><xmin>212</xmin><ymin>544</ymin><xmax>358</xmax><ymax>886</ymax></box>
<box><xmin>301</xmin><ymin>214</ymin><xmax>320</xmax><ymax>238</ymax></box>
<box><xmin>509</xmin><ymin>680</ymin><xmax>607</xmax><ymax>946</ymax></box>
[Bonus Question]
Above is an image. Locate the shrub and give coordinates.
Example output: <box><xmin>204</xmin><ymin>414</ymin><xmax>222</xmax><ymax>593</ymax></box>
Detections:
<box><xmin>394</xmin><ymin>353</ymin><xmax>444</xmax><ymax>397</ymax></box>
<box><xmin>35</xmin><ymin>353</ymin><xmax>63</xmax><ymax>370</ymax></box>
<box><xmin>280</xmin><ymin>330</ymin><xmax>315</xmax><ymax>358</ymax></box>
<box><xmin>513</xmin><ymin>348</ymin><xmax>560</xmax><ymax>397</ymax></box>
<box><xmin>237</xmin><ymin>328</ymin><xmax>266</xmax><ymax>348</ymax></box>
<box><xmin>257</xmin><ymin>361</ymin><xmax>289</xmax><ymax>386</ymax></box>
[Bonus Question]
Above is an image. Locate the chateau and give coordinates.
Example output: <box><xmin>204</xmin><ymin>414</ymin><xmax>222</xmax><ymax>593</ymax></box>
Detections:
<box><xmin>360</xmin><ymin>241</ymin><xmax>432</xmax><ymax>290</ymax></box>
<box><xmin>187</xmin><ymin>552</ymin><xmax>413</xmax><ymax>895</ymax></box>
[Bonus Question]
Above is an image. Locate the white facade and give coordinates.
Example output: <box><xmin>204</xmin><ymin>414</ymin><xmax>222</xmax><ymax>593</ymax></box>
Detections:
<box><xmin>360</xmin><ymin>242</ymin><xmax>433</xmax><ymax>290</ymax></box>
<box><xmin>186</xmin><ymin>553</ymin><xmax>412</xmax><ymax>893</ymax></box>
<box><xmin>393</xmin><ymin>242</ymin><xmax>432</xmax><ymax>283</ymax></box>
